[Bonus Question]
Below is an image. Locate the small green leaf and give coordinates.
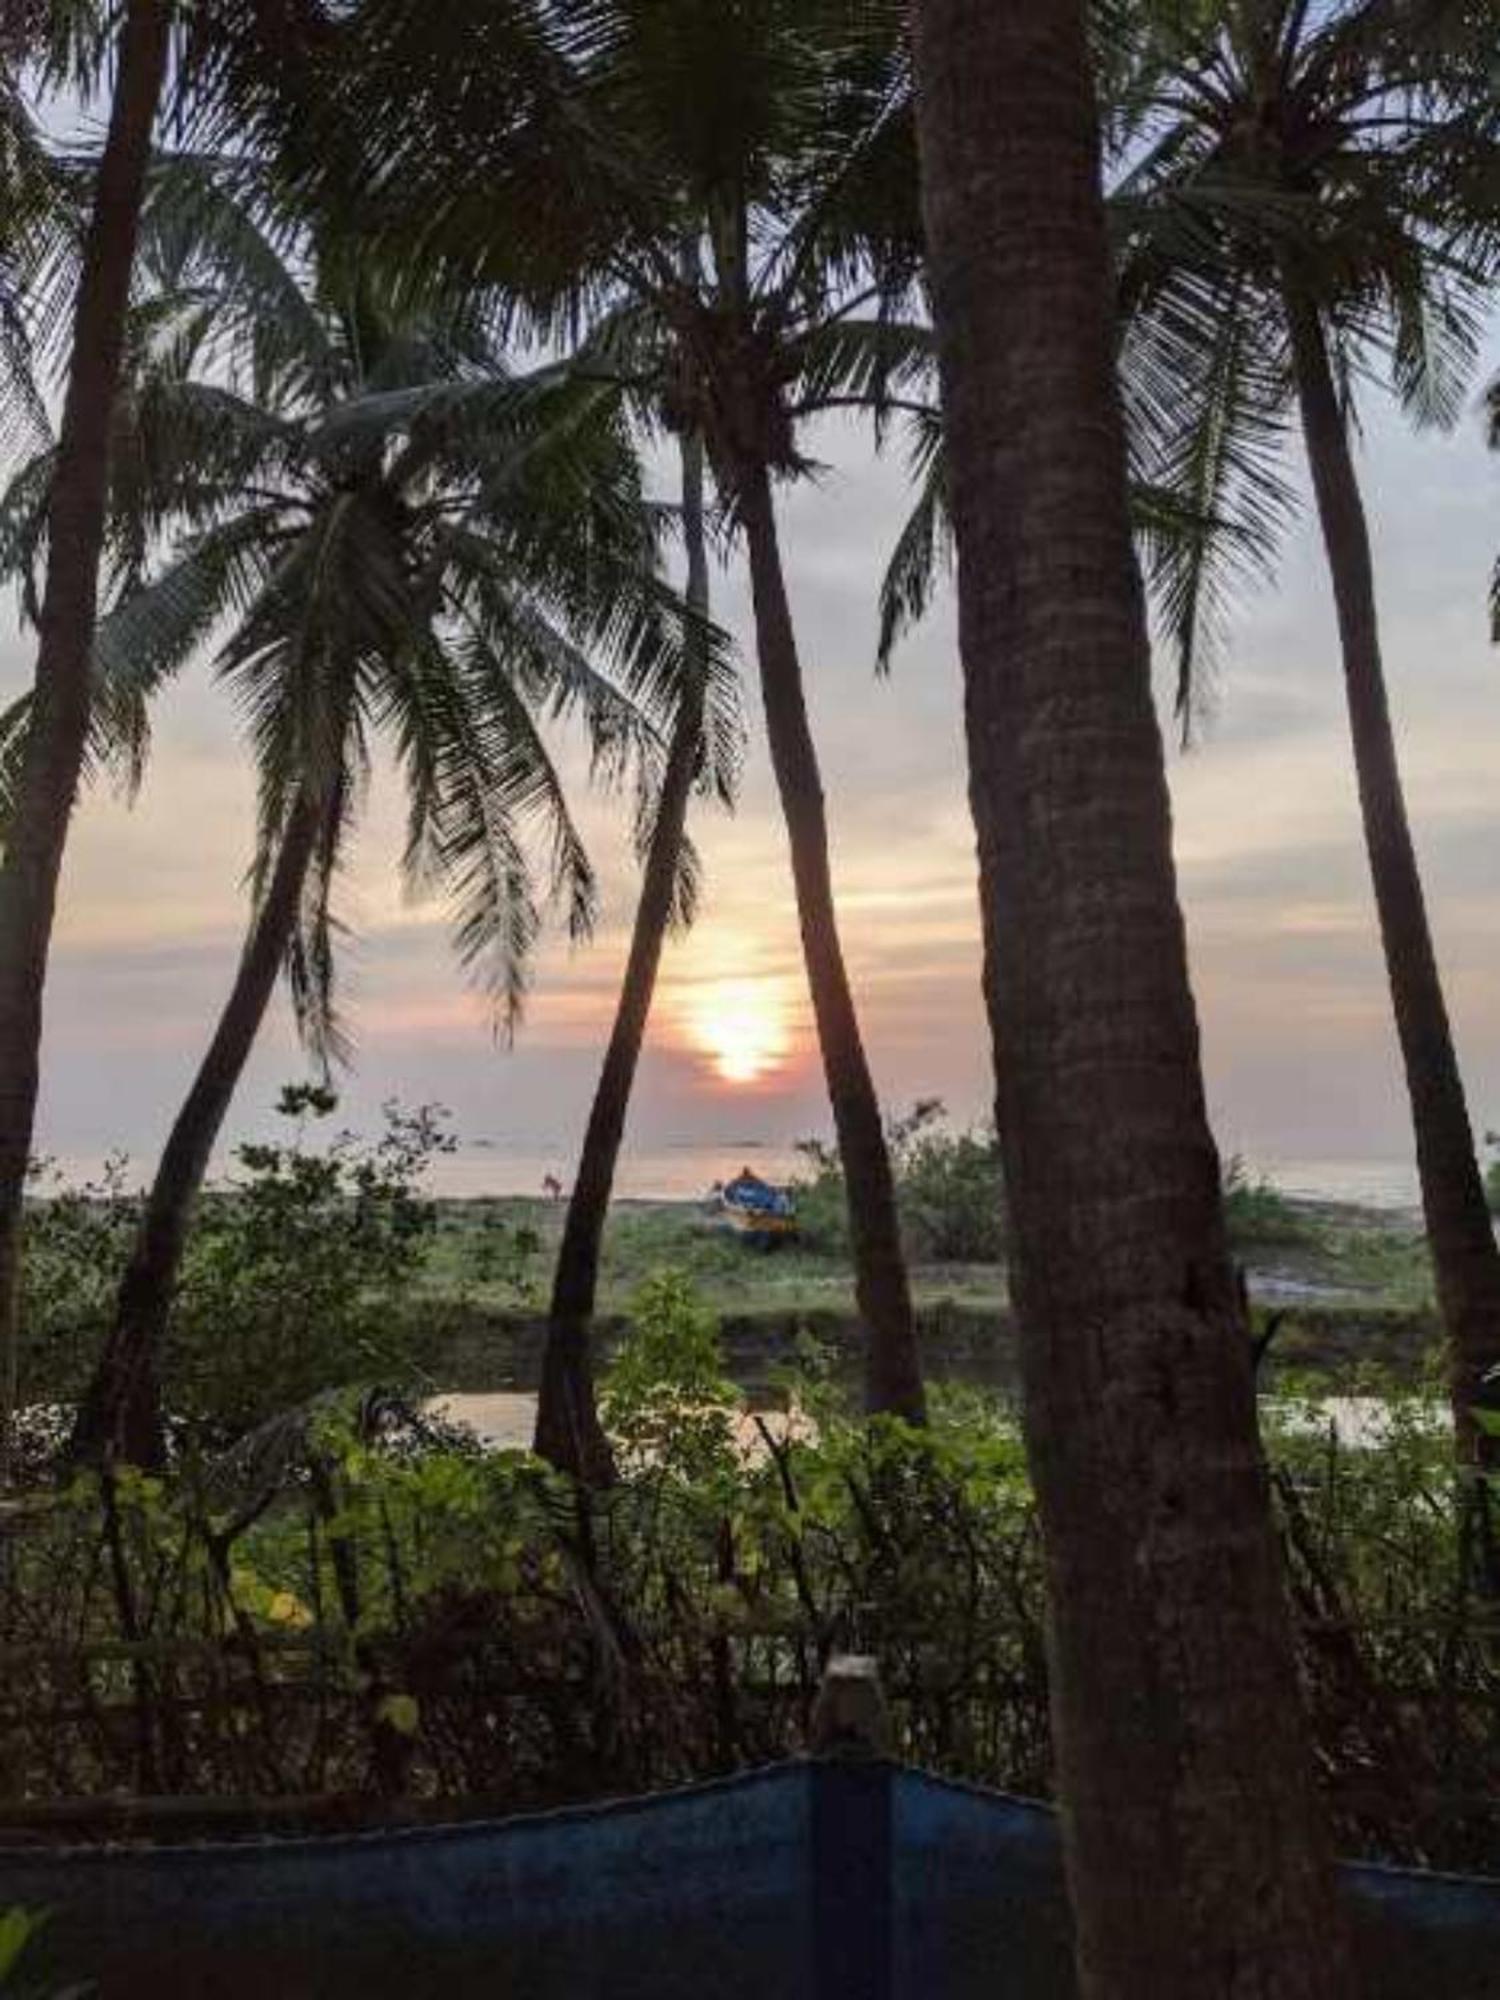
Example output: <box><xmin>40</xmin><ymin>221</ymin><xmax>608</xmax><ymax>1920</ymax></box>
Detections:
<box><xmin>0</xmin><ymin>1906</ymin><xmax>46</xmax><ymax>1983</ymax></box>
<box><xmin>377</xmin><ymin>1692</ymin><xmax>420</xmax><ymax>1737</ymax></box>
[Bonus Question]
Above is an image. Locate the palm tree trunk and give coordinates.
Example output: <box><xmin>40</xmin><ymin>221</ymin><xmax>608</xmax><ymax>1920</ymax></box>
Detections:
<box><xmin>71</xmin><ymin>792</ymin><xmax>326</xmax><ymax>1468</ymax></box>
<box><xmin>1285</xmin><ymin>290</ymin><xmax>1500</xmax><ymax>1474</ymax></box>
<box><xmin>533</xmin><ymin>431</ymin><xmax>711</xmax><ymax>1486</ymax></box>
<box><xmin>912</xmin><ymin>4</ymin><xmax>1351</xmax><ymax>1996</ymax></box>
<box><xmin>0</xmin><ymin>0</ymin><xmax>170</xmax><ymax>1480</ymax></box>
<box><xmin>734</xmin><ymin>458</ymin><xmax>925</xmax><ymax>1425</ymax></box>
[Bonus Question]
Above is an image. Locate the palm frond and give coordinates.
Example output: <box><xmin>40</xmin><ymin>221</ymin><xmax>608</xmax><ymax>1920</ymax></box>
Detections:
<box><xmin>136</xmin><ymin>148</ymin><xmax>339</xmax><ymax>408</ymax></box>
<box><xmin>285</xmin><ymin>770</ymin><xmax>359</xmax><ymax>1072</ymax></box>
<box><xmin>387</xmin><ymin>635</ymin><xmax>546</xmax><ymax>1035</ymax></box>
<box><xmin>1123</xmin><ymin>269</ymin><xmax>1296</xmax><ymax>735</ymax></box>
<box><xmin>876</xmin><ymin>408</ymin><xmax>949</xmax><ymax>676</ymax></box>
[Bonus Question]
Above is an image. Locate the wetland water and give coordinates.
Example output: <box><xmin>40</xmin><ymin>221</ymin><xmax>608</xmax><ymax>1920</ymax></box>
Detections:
<box><xmin>432</xmin><ymin>1390</ymin><xmax>1446</xmax><ymax>1454</ymax></box>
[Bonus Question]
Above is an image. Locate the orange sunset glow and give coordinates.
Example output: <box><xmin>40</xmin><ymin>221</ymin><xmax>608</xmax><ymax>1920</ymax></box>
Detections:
<box><xmin>685</xmin><ymin>977</ymin><xmax>792</xmax><ymax>1086</ymax></box>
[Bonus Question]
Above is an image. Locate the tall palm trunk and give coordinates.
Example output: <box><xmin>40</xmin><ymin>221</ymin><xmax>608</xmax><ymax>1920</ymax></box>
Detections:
<box><xmin>912</xmin><ymin>5</ymin><xmax>1351</xmax><ymax>1996</ymax></box>
<box><xmin>734</xmin><ymin>459</ymin><xmax>925</xmax><ymax>1425</ymax></box>
<box><xmin>534</xmin><ymin>431</ymin><xmax>711</xmax><ymax>1485</ymax></box>
<box><xmin>1286</xmin><ymin>291</ymin><xmax>1500</xmax><ymax>1473</ymax></box>
<box><xmin>0</xmin><ymin>0</ymin><xmax>170</xmax><ymax>1479</ymax></box>
<box><xmin>71</xmin><ymin>792</ymin><xmax>326</xmax><ymax>1467</ymax></box>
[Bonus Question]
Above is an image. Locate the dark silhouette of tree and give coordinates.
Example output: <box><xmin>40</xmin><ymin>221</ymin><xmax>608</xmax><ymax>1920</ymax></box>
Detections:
<box><xmin>296</xmin><ymin>0</ymin><xmax>932</xmax><ymax>1428</ymax></box>
<box><xmin>536</xmin><ymin>417</ymin><xmax>738</xmax><ymax>1483</ymax></box>
<box><xmin>0</xmin><ymin>0</ymin><xmax>171</xmax><ymax>1478</ymax></box>
<box><xmin>912</xmin><ymin>1</ymin><xmax>1352</xmax><ymax>1992</ymax></box>
<box><xmin>1119</xmin><ymin>0</ymin><xmax>1500</xmax><ymax>1474</ymax></box>
<box><xmin>2</xmin><ymin>184</ymin><xmax>684</xmax><ymax>1462</ymax></box>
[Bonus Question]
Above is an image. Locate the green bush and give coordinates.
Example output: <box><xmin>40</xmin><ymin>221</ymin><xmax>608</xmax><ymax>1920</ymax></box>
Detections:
<box><xmin>1</xmin><ymin>1273</ymin><xmax>1495</xmax><ymax>1867</ymax></box>
<box><xmin>891</xmin><ymin>1100</ymin><xmax>1006</xmax><ymax>1261</ymax></box>
<box><xmin>18</xmin><ymin>1156</ymin><xmax>139</xmax><ymax>1429</ymax></box>
<box><xmin>786</xmin><ymin>1135</ymin><xmax>848</xmax><ymax>1256</ymax></box>
<box><xmin>15</xmin><ymin>1091</ymin><xmax>451</xmax><ymax>1466</ymax></box>
<box><xmin>1221</xmin><ymin>1154</ymin><xmax>1312</xmax><ymax>1248</ymax></box>
<box><xmin>601</xmin><ymin>1270</ymin><xmax>740</xmax><ymax>1483</ymax></box>
<box><xmin>0</xmin><ymin>1294</ymin><xmax>1045</xmax><ymax>1808</ymax></box>
<box><xmin>793</xmin><ymin>1099</ymin><xmax>1006</xmax><ymax>1263</ymax></box>
<box><xmin>167</xmin><ymin>1086</ymin><xmax>449</xmax><ymax>1441</ymax></box>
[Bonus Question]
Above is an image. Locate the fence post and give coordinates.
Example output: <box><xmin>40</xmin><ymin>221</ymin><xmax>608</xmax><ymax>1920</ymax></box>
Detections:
<box><xmin>810</xmin><ymin>1655</ymin><xmax>894</xmax><ymax>2000</ymax></box>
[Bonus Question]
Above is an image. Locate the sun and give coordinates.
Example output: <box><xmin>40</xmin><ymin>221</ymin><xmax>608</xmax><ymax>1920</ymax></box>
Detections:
<box><xmin>687</xmin><ymin>977</ymin><xmax>791</xmax><ymax>1086</ymax></box>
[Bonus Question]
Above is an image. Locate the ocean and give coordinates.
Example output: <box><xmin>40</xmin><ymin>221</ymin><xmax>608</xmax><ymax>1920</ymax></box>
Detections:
<box><xmin>422</xmin><ymin>1140</ymin><xmax>812</xmax><ymax>1202</ymax></box>
<box><xmin>423</xmin><ymin>1145</ymin><xmax>1425</xmax><ymax>1210</ymax></box>
<box><xmin>40</xmin><ymin>1140</ymin><xmax>1427</xmax><ymax>1211</ymax></box>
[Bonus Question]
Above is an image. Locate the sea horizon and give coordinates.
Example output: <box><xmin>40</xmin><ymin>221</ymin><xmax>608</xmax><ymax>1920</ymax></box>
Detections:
<box><xmin>32</xmin><ymin>1139</ymin><xmax>1428</xmax><ymax>1212</ymax></box>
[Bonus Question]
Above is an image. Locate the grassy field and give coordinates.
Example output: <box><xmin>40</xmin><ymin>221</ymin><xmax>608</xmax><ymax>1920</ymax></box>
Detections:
<box><xmin>419</xmin><ymin>1195</ymin><xmax>941</xmax><ymax>1317</ymax></box>
<box><xmin>417</xmin><ymin>1191</ymin><xmax>1437</xmax><ymax>1320</ymax></box>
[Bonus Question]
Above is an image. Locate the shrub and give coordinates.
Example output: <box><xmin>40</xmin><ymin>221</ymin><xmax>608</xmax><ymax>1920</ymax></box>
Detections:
<box><xmin>0</xmin><ymin>1280</ymin><xmax>1495</xmax><ymax>1868</ymax></box>
<box><xmin>18</xmin><ymin>1155</ymin><xmax>139</xmax><ymax>1425</ymax></box>
<box><xmin>792</xmin><ymin>1099</ymin><xmax>1006</xmax><ymax>1263</ymax></box>
<box><xmin>14</xmin><ymin>1092</ymin><xmax>451</xmax><ymax>1468</ymax></box>
<box><xmin>890</xmin><ymin>1100</ymin><xmax>1006</xmax><ymax>1261</ymax></box>
<box><xmin>167</xmin><ymin>1087</ymin><xmax>450</xmax><ymax>1442</ymax></box>
<box><xmin>1221</xmin><ymin>1154</ymin><xmax>1312</xmax><ymax>1248</ymax></box>
<box><xmin>787</xmin><ymin>1135</ymin><xmax>848</xmax><ymax>1256</ymax></box>
<box><xmin>601</xmin><ymin>1270</ymin><xmax>739</xmax><ymax>1483</ymax></box>
<box><xmin>0</xmin><ymin>1316</ymin><xmax>1048</xmax><ymax>1811</ymax></box>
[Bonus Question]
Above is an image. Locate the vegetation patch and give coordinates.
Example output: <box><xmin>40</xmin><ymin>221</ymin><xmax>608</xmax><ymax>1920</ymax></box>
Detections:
<box><xmin>0</xmin><ymin>1280</ymin><xmax>1492</xmax><ymax>1876</ymax></box>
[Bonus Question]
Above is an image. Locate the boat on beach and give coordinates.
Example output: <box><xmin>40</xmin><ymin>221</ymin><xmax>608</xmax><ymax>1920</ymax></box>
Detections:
<box><xmin>707</xmin><ymin>1166</ymin><xmax>799</xmax><ymax>1246</ymax></box>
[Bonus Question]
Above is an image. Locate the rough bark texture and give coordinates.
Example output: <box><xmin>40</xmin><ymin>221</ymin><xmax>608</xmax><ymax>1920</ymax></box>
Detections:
<box><xmin>0</xmin><ymin>0</ymin><xmax>170</xmax><ymax>1477</ymax></box>
<box><xmin>912</xmin><ymin>4</ymin><xmax>1353</xmax><ymax>1996</ymax></box>
<box><xmin>1286</xmin><ymin>292</ymin><xmax>1500</xmax><ymax>1474</ymax></box>
<box><xmin>533</xmin><ymin>432</ymin><xmax>712</xmax><ymax>1486</ymax></box>
<box><xmin>71</xmin><ymin>793</ymin><xmax>325</xmax><ymax>1468</ymax></box>
<box><xmin>734</xmin><ymin>459</ymin><xmax>925</xmax><ymax>1425</ymax></box>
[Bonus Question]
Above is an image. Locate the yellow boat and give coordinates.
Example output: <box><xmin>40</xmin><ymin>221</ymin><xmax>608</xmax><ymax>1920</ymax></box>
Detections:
<box><xmin>712</xmin><ymin>1167</ymin><xmax>799</xmax><ymax>1247</ymax></box>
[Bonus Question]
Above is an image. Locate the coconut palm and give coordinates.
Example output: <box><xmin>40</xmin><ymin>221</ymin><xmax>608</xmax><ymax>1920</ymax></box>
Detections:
<box><xmin>532</xmin><ymin>223</ymin><xmax>744</xmax><ymax>1483</ymax></box>
<box><xmin>911</xmin><ymin>1</ymin><xmax>1351</xmax><ymax>1993</ymax></box>
<box><xmin>0</xmin><ymin>0</ymin><xmax>344</xmax><ymax>1475</ymax></box>
<box><xmin>0</xmin><ymin>0</ymin><xmax>171</xmax><ymax>1478</ymax></box>
<box><xmin>1116</xmin><ymin>0</ymin><xmax>1500</xmax><ymax>1472</ymax></box>
<box><xmin>301</xmin><ymin>0</ymin><xmax>932</xmax><ymax>1427</ymax></box>
<box><xmin>536</xmin><ymin>414</ymin><xmax>741</xmax><ymax>1484</ymax></box>
<box><xmin>1</xmin><ymin>178</ymin><xmax>689</xmax><ymax>1464</ymax></box>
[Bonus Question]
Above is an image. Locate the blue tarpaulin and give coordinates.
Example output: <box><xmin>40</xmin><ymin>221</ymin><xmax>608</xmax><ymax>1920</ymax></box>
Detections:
<box><xmin>3</xmin><ymin>1763</ymin><xmax>1498</xmax><ymax>1997</ymax></box>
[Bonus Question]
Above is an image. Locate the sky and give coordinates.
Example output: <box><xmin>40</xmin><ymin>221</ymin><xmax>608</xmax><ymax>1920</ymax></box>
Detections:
<box><xmin>5</xmin><ymin>360</ymin><xmax>1500</xmax><ymax>1193</ymax></box>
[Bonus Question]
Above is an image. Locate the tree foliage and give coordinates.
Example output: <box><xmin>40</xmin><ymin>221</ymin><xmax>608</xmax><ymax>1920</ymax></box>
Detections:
<box><xmin>0</xmin><ymin>167</ymin><xmax>705</xmax><ymax>1037</ymax></box>
<box><xmin>1117</xmin><ymin>0</ymin><xmax>1500</xmax><ymax>730</ymax></box>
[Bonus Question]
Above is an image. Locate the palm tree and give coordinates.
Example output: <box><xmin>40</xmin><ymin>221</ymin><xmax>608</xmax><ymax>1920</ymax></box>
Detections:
<box><xmin>1117</xmin><ymin>0</ymin><xmax>1500</xmax><ymax>1472</ymax></box>
<box><xmin>0</xmin><ymin>185</ymin><xmax>685</xmax><ymax>1464</ymax></box>
<box><xmin>299</xmin><ymin>0</ymin><xmax>932</xmax><ymax>1426</ymax></box>
<box><xmin>535</xmin><ymin>419</ymin><xmax>741</xmax><ymax>1484</ymax></box>
<box><xmin>911</xmin><ymin>2</ymin><xmax>1351</xmax><ymax>1995</ymax></box>
<box><xmin>0</xmin><ymin>0</ymin><xmax>171</xmax><ymax>1479</ymax></box>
